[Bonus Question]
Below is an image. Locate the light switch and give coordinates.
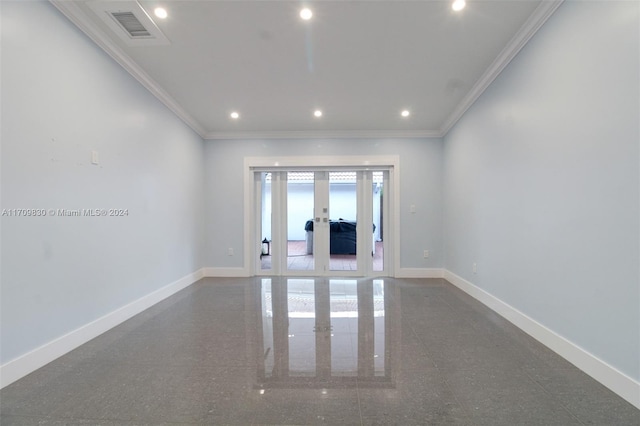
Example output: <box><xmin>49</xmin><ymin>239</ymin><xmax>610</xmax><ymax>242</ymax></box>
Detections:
<box><xmin>91</xmin><ymin>150</ymin><xmax>99</xmax><ymax>165</ymax></box>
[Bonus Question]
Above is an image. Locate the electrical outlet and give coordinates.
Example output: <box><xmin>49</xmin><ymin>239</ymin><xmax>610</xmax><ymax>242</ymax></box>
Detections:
<box><xmin>423</xmin><ymin>250</ymin><xmax>429</xmax><ymax>258</ymax></box>
<box><xmin>473</xmin><ymin>262</ymin><xmax>477</xmax><ymax>273</ymax></box>
<box><xmin>228</xmin><ymin>248</ymin><xmax>234</xmax><ymax>256</ymax></box>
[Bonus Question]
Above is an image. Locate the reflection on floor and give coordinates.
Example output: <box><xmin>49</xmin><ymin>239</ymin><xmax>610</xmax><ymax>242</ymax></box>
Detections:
<box><xmin>261</xmin><ymin>241</ymin><xmax>384</xmax><ymax>271</ymax></box>
<box><xmin>1</xmin><ymin>277</ymin><xmax>638</xmax><ymax>425</ymax></box>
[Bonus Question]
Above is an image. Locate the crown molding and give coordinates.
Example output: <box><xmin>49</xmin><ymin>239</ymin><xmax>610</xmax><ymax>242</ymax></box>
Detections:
<box><xmin>49</xmin><ymin>0</ymin><xmax>208</xmax><ymax>138</ymax></box>
<box><xmin>49</xmin><ymin>0</ymin><xmax>440</xmax><ymax>141</ymax></box>
<box><xmin>50</xmin><ymin>0</ymin><xmax>562</xmax><ymax>142</ymax></box>
<box><xmin>439</xmin><ymin>0</ymin><xmax>564</xmax><ymax>136</ymax></box>
<box><xmin>203</xmin><ymin>129</ymin><xmax>443</xmax><ymax>140</ymax></box>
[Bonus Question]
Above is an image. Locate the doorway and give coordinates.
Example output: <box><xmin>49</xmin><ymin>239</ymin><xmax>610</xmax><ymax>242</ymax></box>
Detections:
<box><xmin>257</xmin><ymin>170</ymin><xmax>387</xmax><ymax>276</ymax></box>
<box><xmin>247</xmin><ymin>156</ymin><xmax>397</xmax><ymax>277</ymax></box>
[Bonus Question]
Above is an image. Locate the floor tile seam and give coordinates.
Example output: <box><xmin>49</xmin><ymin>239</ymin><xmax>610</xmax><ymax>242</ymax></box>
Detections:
<box><xmin>0</xmin><ymin>414</ymin><xmax>94</xmax><ymax>423</ymax></box>
<box><xmin>44</xmin><ymin>363</ymin><xmax>206</xmax><ymax>420</ymax></box>
<box><xmin>0</xmin><ymin>407</ymin><xmax>64</xmax><ymax>420</ymax></box>
<box><xmin>402</xmin><ymin>324</ymin><xmax>441</xmax><ymax>364</ymax></box>
<box><xmin>441</xmin><ymin>375</ymin><xmax>482</xmax><ymax>420</ymax></box>
<box><xmin>412</xmin><ymin>327</ymin><xmax>532</xmax><ymax>369</ymax></box>
<box><xmin>520</xmin><ymin>367</ymin><xmax>587</xmax><ymax>425</ymax></box>
<box><xmin>404</xmin><ymin>311</ymin><xmax>482</xmax><ymax>333</ymax></box>
<box><xmin>429</xmin><ymin>292</ymin><xmax>461</xmax><ymax>311</ymax></box>
<box><xmin>403</xmin><ymin>334</ymin><xmax>443</xmax><ymax>367</ymax></box>
<box><xmin>53</xmin><ymin>392</ymin><xmax>217</xmax><ymax>425</ymax></box>
<box><xmin>46</xmin><ymin>381</ymin><xmax>133</xmax><ymax>422</ymax></box>
<box><xmin>85</xmin><ymin>358</ymin><xmax>213</xmax><ymax>369</ymax></box>
<box><xmin>399</xmin><ymin>326</ymin><xmax>430</xmax><ymax>354</ymax></box>
<box><xmin>43</xmin><ymin>405</ymin><xmax>137</xmax><ymax>424</ymax></box>
<box><xmin>1</xmin><ymin>416</ymin><xmax>203</xmax><ymax>426</ymax></box>
<box><xmin>438</xmin><ymin>289</ymin><xmax>494</xmax><ymax>318</ymax></box>
<box><xmin>355</xmin><ymin>380</ymin><xmax>365</xmax><ymax>426</ymax></box>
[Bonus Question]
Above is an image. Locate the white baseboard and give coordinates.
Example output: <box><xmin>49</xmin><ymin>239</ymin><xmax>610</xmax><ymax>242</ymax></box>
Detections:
<box><xmin>0</xmin><ymin>268</ymin><xmax>205</xmax><ymax>389</ymax></box>
<box><xmin>395</xmin><ymin>268</ymin><xmax>444</xmax><ymax>278</ymax></box>
<box><xmin>203</xmin><ymin>267</ymin><xmax>251</xmax><ymax>277</ymax></box>
<box><xmin>443</xmin><ymin>269</ymin><xmax>640</xmax><ymax>409</ymax></box>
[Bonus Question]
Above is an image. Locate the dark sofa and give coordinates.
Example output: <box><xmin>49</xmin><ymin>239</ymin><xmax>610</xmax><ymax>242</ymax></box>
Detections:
<box><xmin>304</xmin><ymin>220</ymin><xmax>375</xmax><ymax>255</ymax></box>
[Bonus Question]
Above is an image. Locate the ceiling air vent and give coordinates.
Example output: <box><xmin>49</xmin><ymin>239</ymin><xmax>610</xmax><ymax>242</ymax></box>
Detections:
<box><xmin>88</xmin><ymin>1</ymin><xmax>170</xmax><ymax>46</ymax></box>
<box><xmin>110</xmin><ymin>11</ymin><xmax>151</xmax><ymax>38</ymax></box>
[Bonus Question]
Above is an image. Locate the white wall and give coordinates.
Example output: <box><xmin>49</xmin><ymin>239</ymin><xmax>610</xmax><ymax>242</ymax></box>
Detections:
<box><xmin>443</xmin><ymin>0</ymin><xmax>639</xmax><ymax>384</ymax></box>
<box><xmin>0</xmin><ymin>1</ymin><xmax>205</xmax><ymax>365</ymax></box>
<box><xmin>204</xmin><ymin>138</ymin><xmax>443</xmax><ymax>269</ymax></box>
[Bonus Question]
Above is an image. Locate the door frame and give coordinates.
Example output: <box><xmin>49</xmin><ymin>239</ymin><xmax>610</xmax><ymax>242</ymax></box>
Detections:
<box><xmin>244</xmin><ymin>155</ymin><xmax>400</xmax><ymax>277</ymax></box>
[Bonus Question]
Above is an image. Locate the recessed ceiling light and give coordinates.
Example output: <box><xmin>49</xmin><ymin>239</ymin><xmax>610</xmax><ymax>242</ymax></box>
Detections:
<box><xmin>154</xmin><ymin>7</ymin><xmax>168</xmax><ymax>19</ymax></box>
<box><xmin>452</xmin><ymin>0</ymin><xmax>466</xmax><ymax>12</ymax></box>
<box><xmin>230</xmin><ymin>111</ymin><xmax>240</xmax><ymax>119</ymax></box>
<box><xmin>401</xmin><ymin>110</ymin><xmax>410</xmax><ymax>118</ymax></box>
<box><xmin>300</xmin><ymin>8</ymin><xmax>313</xmax><ymax>20</ymax></box>
<box><xmin>314</xmin><ymin>110</ymin><xmax>323</xmax><ymax>118</ymax></box>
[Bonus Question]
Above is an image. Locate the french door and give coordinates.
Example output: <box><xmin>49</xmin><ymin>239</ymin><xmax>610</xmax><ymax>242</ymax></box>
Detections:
<box><xmin>256</xmin><ymin>169</ymin><xmax>388</xmax><ymax>276</ymax></box>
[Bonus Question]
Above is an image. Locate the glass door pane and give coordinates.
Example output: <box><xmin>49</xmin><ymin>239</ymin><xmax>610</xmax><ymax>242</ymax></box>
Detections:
<box><xmin>287</xmin><ymin>172</ymin><xmax>315</xmax><ymax>272</ymax></box>
<box><xmin>329</xmin><ymin>172</ymin><xmax>358</xmax><ymax>272</ymax></box>
<box><xmin>372</xmin><ymin>171</ymin><xmax>384</xmax><ymax>272</ymax></box>
<box><xmin>260</xmin><ymin>172</ymin><xmax>272</xmax><ymax>272</ymax></box>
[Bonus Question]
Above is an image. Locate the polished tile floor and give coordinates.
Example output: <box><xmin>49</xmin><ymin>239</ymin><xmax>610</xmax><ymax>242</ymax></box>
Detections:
<box><xmin>1</xmin><ymin>277</ymin><xmax>638</xmax><ymax>425</ymax></box>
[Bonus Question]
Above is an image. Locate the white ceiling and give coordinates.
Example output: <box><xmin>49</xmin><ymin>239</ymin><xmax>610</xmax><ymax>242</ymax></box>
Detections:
<box><xmin>51</xmin><ymin>0</ymin><xmax>562</xmax><ymax>139</ymax></box>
